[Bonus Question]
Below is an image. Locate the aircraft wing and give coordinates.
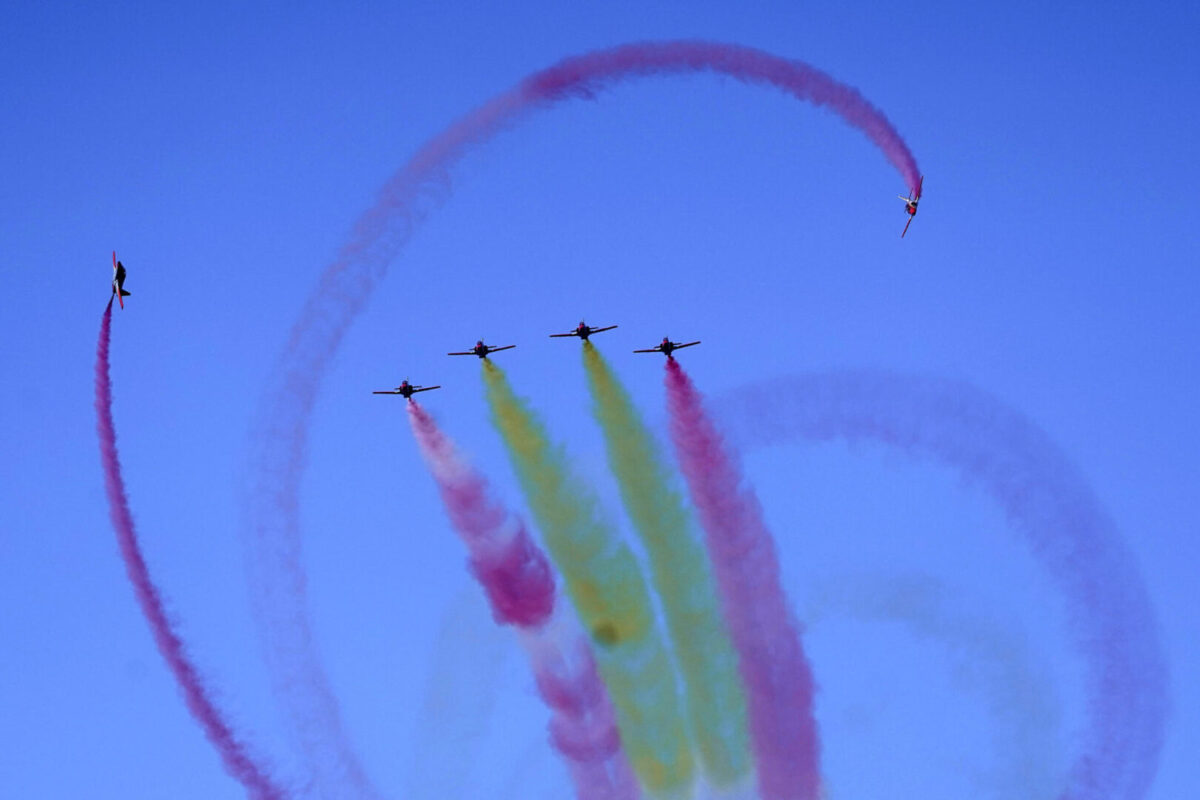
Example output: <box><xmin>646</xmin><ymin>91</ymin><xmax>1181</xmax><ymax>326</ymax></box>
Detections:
<box><xmin>915</xmin><ymin>175</ymin><xmax>924</xmax><ymax>199</ymax></box>
<box><xmin>592</xmin><ymin>325</ymin><xmax>617</xmax><ymax>334</ymax></box>
<box><xmin>633</xmin><ymin>347</ymin><xmax>661</xmax><ymax>353</ymax></box>
<box><xmin>447</xmin><ymin>351</ymin><xmax>474</xmax><ymax>356</ymax></box>
<box><xmin>372</xmin><ymin>390</ymin><xmax>401</xmax><ymax>394</ymax></box>
<box><xmin>675</xmin><ymin>341</ymin><xmax>700</xmax><ymax>349</ymax></box>
<box><xmin>412</xmin><ymin>385</ymin><xmax>441</xmax><ymax>393</ymax></box>
<box><xmin>549</xmin><ymin>332</ymin><xmax>576</xmax><ymax>338</ymax></box>
<box><xmin>901</xmin><ymin>216</ymin><xmax>913</xmax><ymax>238</ymax></box>
<box><xmin>491</xmin><ymin>345</ymin><xmax>516</xmax><ymax>352</ymax></box>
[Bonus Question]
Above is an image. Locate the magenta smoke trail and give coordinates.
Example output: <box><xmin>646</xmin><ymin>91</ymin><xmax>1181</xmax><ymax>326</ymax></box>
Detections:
<box><xmin>663</xmin><ymin>359</ymin><xmax>819</xmax><ymax>800</ymax></box>
<box><xmin>407</xmin><ymin>402</ymin><xmax>640</xmax><ymax>800</ymax></box>
<box><xmin>94</xmin><ymin>300</ymin><xmax>287</xmax><ymax>800</ymax></box>
<box><xmin>715</xmin><ymin>371</ymin><xmax>1168</xmax><ymax>800</ymax></box>
<box><xmin>246</xmin><ymin>40</ymin><xmax>919</xmax><ymax>791</ymax></box>
<box><xmin>407</xmin><ymin>401</ymin><xmax>555</xmax><ymax>628</ymax></box>
<box><xmin>529</xmin><ymin>638</ymin><xmax>643</xmax><ymax>800</ymax></box>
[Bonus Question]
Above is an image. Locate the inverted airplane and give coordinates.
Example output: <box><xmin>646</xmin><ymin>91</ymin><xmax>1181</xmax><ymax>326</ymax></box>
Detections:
<box><xmin>549</xmin><ymin>321</ymin><xmax>617</xmax><ymax>340</ymax></box>
<box><xmin>899</xmin><ymin>175</ymin><xmax>924</xmax><ymax>238</ymax></box>
<box><xmin>373</xmin><ymin>379</ymin><xmax>440</xmax><ymax>400</ymax></box>
<box><xmin>448</xmin><ymin>340</ymin><xmax>516</xmax><ymax>359</ymax></box>
<box><xmin>634</xmin><ymin>337</ymin><xmax>700</xmax><ymax>358</ymax></box>
<box><xmin>111</xmin><ymin>251</ymin><xmax>131</xmax><ymax>308</ymax></box>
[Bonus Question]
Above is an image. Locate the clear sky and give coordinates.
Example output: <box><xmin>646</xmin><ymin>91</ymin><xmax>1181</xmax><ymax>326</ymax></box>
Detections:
<box><xmin>2</xmin><ymin>1</ymin><xmax>1197</xmax><ymax>798</ymax></box>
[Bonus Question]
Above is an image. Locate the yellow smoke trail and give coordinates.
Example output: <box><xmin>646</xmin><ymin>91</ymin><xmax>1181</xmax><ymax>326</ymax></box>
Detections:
<box><xmin>482</xmin><ymin>360</ymin><xmax>695</xmax><ymax>797</ymax></box>
<box><xmin>582</xmin><ymin>342</ymin><xmax>752</xmax><ymax>787</ymax></box>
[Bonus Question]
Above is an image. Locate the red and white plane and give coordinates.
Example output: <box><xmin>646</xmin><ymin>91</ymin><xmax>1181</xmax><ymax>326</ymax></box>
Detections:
<box><xmin>549</xmin><ymin>321</ymin><xmax>617</xmax><ymax>340</ymax></box>
<box><xmin>448</xmin><ymin>340</ymin><xmax>516</xmax><ymax>359</ymax></box>
<box><xmin>373</xmin><ymin>379</ymin><xmax>440</xmax><ymax>400</ymax></box>
<box><xmin>899</xmin><ymin>176</ymin><xmax>924</xmax><ymax>238</ymax></box>
<box><xmin>111</xmin><ymin>251</ymin><xmax>131</xmax><ymax>308</ymax></box>
<box><xmin>633</xmin><ymin>337</ymin><xmax>700</xmax><ymax>358</ymax></box>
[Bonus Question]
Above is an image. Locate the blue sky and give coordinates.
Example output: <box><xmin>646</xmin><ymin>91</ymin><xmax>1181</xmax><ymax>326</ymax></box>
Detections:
<box><xmin>2</xmin><ymin>1</ymin><xmax>1197</xmax><ymax>798</ymax></box>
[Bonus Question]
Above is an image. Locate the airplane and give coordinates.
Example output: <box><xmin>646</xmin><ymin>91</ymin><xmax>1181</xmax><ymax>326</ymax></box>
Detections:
<box><xmin>899</xmin><ymin>176</ymin><xmax>924</xmax><ymax>238</ymax></box>
<box><xmin>111</xmin><ymin>251</ymin><xmax>131</xmax><ymax>308</ymax></box>
<box><xmin>549</xmin><ymin>321</ymin><xmax>618</xmax><ymax>340</ymax></box>
<box><xmin>633</xmin><ymin>337</ymin><xmax>700</xmax><ymax>358</ymax></box>
<box><xmin>373</xmin><ymin>380</ymin><xmax>441</xmax><ymax>399</ymax></box>
<box><xmin>448</xmin><ymin>340</ymin><xmax>516</xmax><ymax>358</ymax></box>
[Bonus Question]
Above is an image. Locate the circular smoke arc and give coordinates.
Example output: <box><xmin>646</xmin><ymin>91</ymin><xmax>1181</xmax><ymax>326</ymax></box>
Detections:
<box><xmin>241</xmin><ymin>38</ymin><xmax>1165</xmax><ymax>800</ymax></box>
<box><xmin>244</xmin><ymin>40</ymin><xmax>922</xmax><ymax>798</ymax></box>
<box><xmin>715</xmin><ymin>371</ymin><xmax>1168</xmax><ymax>800</ymax></box>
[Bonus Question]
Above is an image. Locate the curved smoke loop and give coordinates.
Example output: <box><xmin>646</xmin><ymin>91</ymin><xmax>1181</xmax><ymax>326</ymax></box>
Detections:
<box><xmin>245</xmin><ymin>40</ymin><xmax>921</xmax><ymax>797</ymax></box>
<box><xmin>714</xmin><ymin>372</ymin><xmax>1167</xmax><ymax>800</ymax></box>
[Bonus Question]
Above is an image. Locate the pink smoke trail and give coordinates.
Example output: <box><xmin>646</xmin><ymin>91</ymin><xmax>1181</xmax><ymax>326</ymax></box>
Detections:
<box><xmin>95</xmin><ymin>300</ymin><xmax>288</xmax><ymax>800</ymax></box>
<box><xmin>714</xmin><ymin>371</ymin><xmax>1169</xmax><ymax>800</ymax></box>
<box><xmin>408</xmin><ymin>402</ymin><xmax>555</xmax><ymax>628</ymax></box>
<box><xmin>246</xmin><ymin>40</ymin><xmax>919</xmax><ymax>790</ymax></box>
<box><xmin>407</xmin><ymin>402</ymin><xmax>640</xmax><ymax>800</ymax></box>
<box><xmin>663</xmin><ymin>359</ymin><xmax>819</xmax><ymax>800</ymax></box>
<box><xmin>528</xmin><ymin>636</ymin><xmax>643</xmax><ymax>800</ymax></box>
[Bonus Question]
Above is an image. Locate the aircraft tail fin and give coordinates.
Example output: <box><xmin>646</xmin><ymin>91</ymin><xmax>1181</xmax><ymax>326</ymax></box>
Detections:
<box><xmin>120</xmin><ymin>290</ymin><xmax>131</xmax><ymax>297</ymax></box>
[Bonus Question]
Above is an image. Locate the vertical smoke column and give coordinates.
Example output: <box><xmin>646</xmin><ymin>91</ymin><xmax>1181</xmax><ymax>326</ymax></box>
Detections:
<box><xmin>715</xmin><ymin>371</ymin><xmax>1169</xmax><ymax>800</ymax></box>
<box><xmin>481</xmin><ymin>361</ymin><xmax>695</xmax><ymax>797</ymax></box>
<box><xmin>407</xmin><ymin>402</ymin><xmax>639</xmax><ymax>800</ymax></box>
<box><xmin>95</xmin><ymin>300</ymin><xmax>288</xmax><ymax>800</ymax></box>
<box><xmin>582</xmin><ymin>343</ymin><xmax>752</xmax><ymax>788</ymax></box>
<box><xmin>664</xmin><ymin>359</ymin><xmax>820</xmax><ymax>800</ymax></box>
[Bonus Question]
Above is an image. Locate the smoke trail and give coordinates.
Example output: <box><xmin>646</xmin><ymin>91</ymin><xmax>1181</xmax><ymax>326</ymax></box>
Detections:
<box><xmin>802</xmin><ymin>572</ymin><xmax>1063</xmax><ymax>800</ymax></box>
<box><xmin>715</xmin><ymin>371</ymin><xmax>1168</xmax><ymax>800</ymax></box>
<box><xmin>664</xmin><ymin>360</ymin><xmax>819</xmax><ymax>800</ymax></box>
<box><xmin>582</xmin><ymin>343</ymin><xmax>751</xmax><ymax>788</ymax></box>
<box><xmin>244</xmin><ymin>42</ymin><xmax>920</xmax><ymax>786</ymax></box>
<box><xmin>524</xmin><ymin>621</ymin><xmax>644</xmax><ymax>800</ymax></box>
<box><xmin>523</xmin><ymin>42</ymin><xmax>919</xmax><ymax>189</ymax></box>
<box><xmin>408</xmin><ymin>401</ymin><xmax>555</xmax><ymax>628</ymax></box>
<box><xmin>407</xmin><ymin>401</ymin><xmax>640</xmax><ymax>800</ymax></box>
<box><xmin>481</xmin><ymin>360</ymin><xmax>695</xmax><ymax>797</ymax></box>
<box><xmin>94</xmin><ymin>300</ymin><xmax>288</xmax><ymax>800</ymax></box>
<box><xmin>404</xmin><ymin>587</ymin><xmax>510</xmax><ymax>800</ymax></box>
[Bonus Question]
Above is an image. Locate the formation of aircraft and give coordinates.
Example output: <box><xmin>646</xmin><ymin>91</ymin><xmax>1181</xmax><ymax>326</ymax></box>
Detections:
<box><xmin>373</xmin><ymin>380</ymin><xmax>441</xmax><ymax>400</ymax></box>
<box><xmin>899</xmin><ymin>176</ymin><xmax>924</xmax><ymax>238</ymax></box>
<box><xmin>448</xmin><ymin>340</ymin><xmax>517</xmax><ymax>359</ymax></box>
<box><xmin>549</xmin><ymin>321</ymin><xmax>618</xmax><ymax>340</ymax></box>
<box><xmin>377</xmin><ymin>329</ymin><xmax>702</xmax><ymax>399</ymax></box>
<box><xmin>111</xmin><ymin>252</ymin><xmax>131</xmax><ymax>308</ymax></box>
<box><xmin>633</xmin><ymin>337</ymin><xmax>701</xmax><ymax>358</ymax></box>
